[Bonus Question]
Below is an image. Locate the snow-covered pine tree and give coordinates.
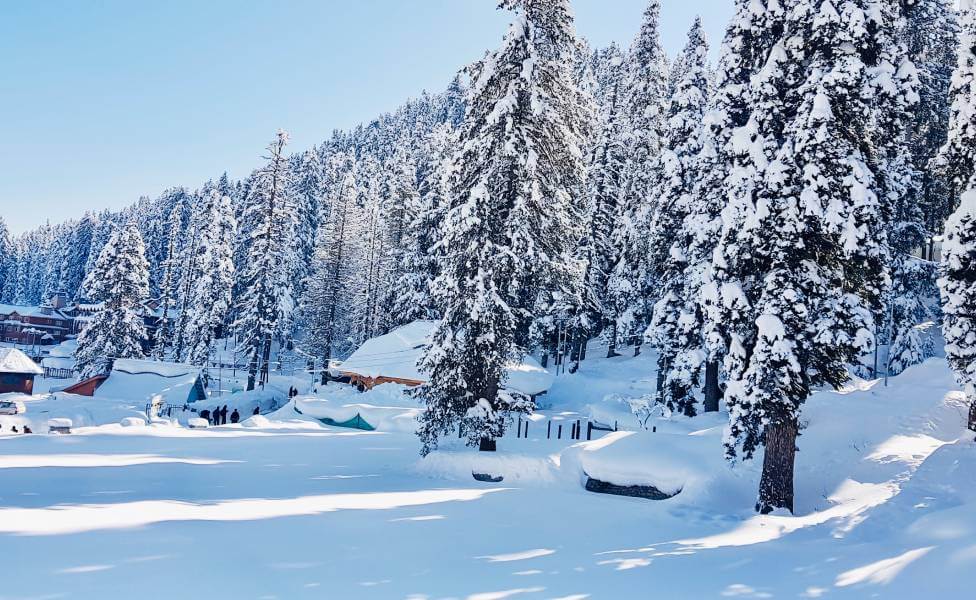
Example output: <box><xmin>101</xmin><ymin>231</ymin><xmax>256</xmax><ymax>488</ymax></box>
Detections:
<box><xmin>606</xmin><ymin>0</ymin><xmax>670</xmax><ymax>355</ymax></box>
<box><xmin>907</xmin><ymin>0</ymin><xmax>958</xmax><ymax>243</ymax></box>
<box><xmin>234</xmin><ymin>131</ymin><xmax>295</xmax><ymax>390</ymax></box>
<box><xmin>389</xmin><ymin>124</ymin><xmax>453</xmax><ymax>326</ymax></box>
<box><xmin>83</xmin><ymin>213</ymin><xmax>115</xmax><ymax>292</ymax></box>
<box><xmin>935</xmin><ymin>2</ymin><xmax>976</xmax><ymax>215</ymax></box>
<box><xmin>287</xmin><ymin>148</ymin><xmax>323</xmax><ymax>310</ymax></box>
<box><xmin>3</xmin><ymin>237</ymin><xmax>23</xmax><ymax>304</ymax></box>
<box><xmin>0</xmin><ymin>218</ymin><xmax>12</xmax><ymax>301</ymax></box>
<box><xmin>646</xmin><ymin>17</ymin><xmax>710</xmax><ymax>416</ymax></box>
<box><xmin>417</xmin><ymin>0</ymin><xmax>588</xmax><ymax>455</ymax></box>
<box><xmin>680</xmin><ymin>1</ymin><xmax>784</xmax><ymax>415</ymax></box>
<box><xmin>710</xmin><ymin>0</ymin><xmax>908</xmax><ymax>514</ymax></box>
<box><xmin>878</xmin><ymin>1</ymin><xmax>936</xmax><ymax>377</ymax></box>
<box><xmin>74</xmin><ymin>223</ymin><xmax>150</xmax><ymax>379</ymax></box>
<box><xmin>61</xmin><ymin>214</ymin><xmax>96</xmax><ymax>299</ymax></box>
<box><xmin>575</xmin><ymin>58</ymin><xmax>627</xmax><ymax>359</ymax></box>
<box><xmin>184</xmin><ymin>189</ymin><xmax>237</xmax><ymax>366</ymax></box>
<box><xmin>150</xmin><ymin>200</ymin><xmax>184</xmax><ymax>360</ymax></box>
<box><xmin>349</xmin><ymin>154</ymin><xmax>388</xmax><ymax>346</ymax></box>
<box><xmin>170</xmin><ymin>190</ymin><xmax>202</xmax><ymax>362</ymax></box>
<box><xmin>300</xmin><ymin>163</ymin><xmax>359</xmax><ymax>384</ymax></box>
<box><xmin>588</xmin><ymin>42</ymin><xmax>625</xmax><ymax>122</ymax></box>
<box><xmin>377</xmin><ymin>146</ymin><xmax>423</xmax><ymax>333</ymax></box>
<box><xmin>938</xmin><ymin>192</ymin><xmax>976</xmax><ymax>432</ymax></box>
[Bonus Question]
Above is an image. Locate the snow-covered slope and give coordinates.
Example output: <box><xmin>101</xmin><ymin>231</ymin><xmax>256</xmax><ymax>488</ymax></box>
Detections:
<box><xmin>0</xmin><ymin>349</ymin><xmax>971</xmax><ymax>598</ymax></box>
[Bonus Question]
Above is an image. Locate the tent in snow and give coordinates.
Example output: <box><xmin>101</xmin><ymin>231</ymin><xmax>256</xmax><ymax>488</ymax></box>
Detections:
<box><xmin>63</xmin><ymin>358</ymin><xmax>206</xmax><ymax>406</ymax></box>
<box><xmin>336</xmin><ymin>320</ymin><xmax>554</xmax><ymax>398</ymax></box>
<box><xmin>0</xmin><ymin>348</ymin><xmax>44</xmax><ymax>394</ymax></box>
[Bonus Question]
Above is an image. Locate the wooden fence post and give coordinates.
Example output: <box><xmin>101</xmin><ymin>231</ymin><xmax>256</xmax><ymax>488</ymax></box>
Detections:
<box><xmin>547</xmin><ymin>421</ymin><xmax>552</xmax><ymax>439</ymax></box>
<box><xmin>587</xmin><ymin>421</ymin><xmax>592</xmax><ymax>441</ymax></box>
<box><xmin>557</xmin><ymin>424</ymin><xmax>562</xmax><ymax>439</ymax></box>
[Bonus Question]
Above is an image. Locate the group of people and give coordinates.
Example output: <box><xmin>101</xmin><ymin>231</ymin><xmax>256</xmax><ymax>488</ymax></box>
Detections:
<box><xmin>0</xmin><ymin>423</ymin><xmax>31</xmax><ymax>434</ymax></box>
<box><xmin>199</xmin><ymin>404</ymin><xmax>263</xmax><ymax>426</ymax></box>
<box><xmin>200</xmin><ymin>405</ymin><xmax>238</xmax><ymax>425</ymax></box>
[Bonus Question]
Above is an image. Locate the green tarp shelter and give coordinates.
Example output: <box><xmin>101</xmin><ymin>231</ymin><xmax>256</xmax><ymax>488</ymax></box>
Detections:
<box><xmin>293</xmin><ymin>405</ymin><xmax>375</xmax><ymax>431</ymax></box>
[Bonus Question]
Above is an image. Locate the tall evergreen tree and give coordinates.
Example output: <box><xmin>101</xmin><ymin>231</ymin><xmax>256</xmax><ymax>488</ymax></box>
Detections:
<box><xmin>390</xmin><ymin>124</ymin><xmax>453</xmax><ymax>326</ymax></box>
<box><xmin>646</xmin><ymin>17</ymin><xmax>710</xmax><ymax>416</ymax></box>
<box><xmin>938</xmin><ymin>192</ymin><xmax>976</xmax><ymax>432</ymax></box>
<box><xmin>935</xmin><ymin>2</ymin><xmax>976</xmax><ymax>224</ymax></box>
<box><xmin>74</xmin><ymin>223</ymin><xmax>150</xmax><ymax>379</ymax></box>
<box><xmin>234</xmin><ymin>131</ymin><xmax>295</xmax><ymax>390</ymax></box>
<box><xmin>150</xmin><ymin>201</ymin><xmax>185</xmax><ymax>360</ymax></box>
<box><xmin>575</xmin><ymin>57</ymin><xmax>627</xmax><ymax>358</ymax></box>
<box><xmin>417</xmin><ymin>0</ymin><xmax>588</xmax><ymax>455</ymax></box>
<box><xmin>184</xmin><ymin>189</ymin><xmax>237</xmax><ymax>366</ymax></box>
<box><xmin>709</xmin><ymin>0</ymin><xmax>914</xmax><ymax>514</ymax></box>
<box><xmin>300</xmin><ymin>164</ymin><xmax>359</xmax><ymax>383</ymax></box>
<box><xmin>0</xmin><ymin>218</ymin><xmax>12</xmax><ymax>301</ymax></box>
<box><xmin>606</xmin><ymin>0</ymin><xmax>670</xmax><ymax>353</ymax></box>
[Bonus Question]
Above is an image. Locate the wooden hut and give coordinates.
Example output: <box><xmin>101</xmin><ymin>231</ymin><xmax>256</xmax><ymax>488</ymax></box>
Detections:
<box><xmin>0</xmin><ymin>348</ymin><xmax>44</xmax><ymax>394</ymax></box>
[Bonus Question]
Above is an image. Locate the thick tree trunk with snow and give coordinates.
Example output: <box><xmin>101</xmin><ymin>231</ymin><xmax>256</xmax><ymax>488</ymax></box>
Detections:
<box><xmin>756</xmin><ymin>419</ymin><xmax>798</xmax><ymax>514</ymax></box>
<box><xmin>969</xmin><ymin>396</ymin><xmax>976</xmax><ymax>433</ymax></box>
<box><xmin>246</xmin><ymin>340</ymin><xmax>259</xmax><ymax>391</ymax></box>
<box><xmin>606</xmin><ymin>322</ymin><xmax>619</xmax><ymax>358</ymax></box>
<box><xmin>703</xmin><ymin>360</ymin><xmax>720</xmax><ymax>413</ymax></box>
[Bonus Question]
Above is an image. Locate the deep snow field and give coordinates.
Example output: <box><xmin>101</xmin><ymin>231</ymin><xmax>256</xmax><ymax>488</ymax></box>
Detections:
<box><xmin>0</xmin><ymin>350</ymin><xmax>973</xmax><ymax>599</ymax></box>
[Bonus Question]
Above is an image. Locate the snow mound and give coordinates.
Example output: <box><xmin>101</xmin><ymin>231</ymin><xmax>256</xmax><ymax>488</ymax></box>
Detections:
<box><xmin>416</xmin><ymin>450</ymin><xmax>560</xmax><ymax>484</ymax></box>
<box><xmin>241</xmin><ymin>415</ymin><xmax>271</xmax><ymax>428</ymax></box>
<box><xmin>572</xmin><ymin>429</ymin><xmax>729</xmax><ymax>497</ymax></box>
<box><xmin>120</xmin><ymin>417</ymin><xmax>146</xmax><ymax>427</ymax></box>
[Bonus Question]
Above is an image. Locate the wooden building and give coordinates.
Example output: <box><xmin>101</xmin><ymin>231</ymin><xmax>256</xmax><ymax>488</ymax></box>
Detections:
<box><xmin>0</xmin><ymin>348</ymin><xmax>44</xmax><ymax>394</ymax></box>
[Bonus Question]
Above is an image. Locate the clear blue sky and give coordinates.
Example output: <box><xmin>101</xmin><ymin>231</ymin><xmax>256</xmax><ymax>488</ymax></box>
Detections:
<box><xmin>1</xmin><ymin>0</ymin><xmax>732</xmax><ymax>234</ymax></box>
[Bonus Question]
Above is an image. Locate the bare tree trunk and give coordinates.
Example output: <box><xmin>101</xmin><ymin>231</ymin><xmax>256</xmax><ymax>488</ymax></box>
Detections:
<box><xmin>606</xmin><ymin>322</ymin><xmax>619</xmax><ymax>358</ymax></box>
<box><xmin>756</xmin><ymin>419</ymin><xmax>798</xmax><ymax>514</ymax></box>
<box><xmin>320</xmin><ymin>344</ymin><xmax>332</xmax><ymax>386</ymax></box>
<box><xmin>704</xmin><ymin>360</ymin><xmax>721</xmax><ymax>413</ymax></box>
<box><xmin>259</xmin><ymin>334</ymin><xmax>272</xmax><ymax>384</ymax></box>
<box><xmin>655</xmin><ymin>354</ymin><xmax>668</xmax><ymax>404</ymax></box>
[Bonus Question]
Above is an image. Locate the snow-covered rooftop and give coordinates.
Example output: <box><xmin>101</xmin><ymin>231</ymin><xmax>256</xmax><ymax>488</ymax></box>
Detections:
<box><xmin>91</xmin><ymin>359</ymin><xmax>205</xmax><ymax>406</ymax></box>
<box><xmin>339</xmin><ymin>320</ymin><xmax>554</xmax><ymax>396</ymax></box>
<box><xmin>0</xmin><ymin>348</ymin><xmax>44</xmax><ymax>375</ymax></box>
<box><xmin>0</xmin><ymin>303</ymin><xmax>71</xmax><ymax>320</ymax></box>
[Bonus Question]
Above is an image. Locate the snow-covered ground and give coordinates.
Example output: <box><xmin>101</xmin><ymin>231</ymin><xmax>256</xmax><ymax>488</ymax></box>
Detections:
<box><xmin>0</xmin><ymin>350</ymin><xmax>972</xmax><ymax>598</ymax></box>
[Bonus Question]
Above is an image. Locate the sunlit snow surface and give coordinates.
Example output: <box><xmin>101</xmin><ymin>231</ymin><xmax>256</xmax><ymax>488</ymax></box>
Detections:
<box><xmin>0</xmin><ymin>353</ymin><xmax>972</xmax><ymax>598</ymax></box>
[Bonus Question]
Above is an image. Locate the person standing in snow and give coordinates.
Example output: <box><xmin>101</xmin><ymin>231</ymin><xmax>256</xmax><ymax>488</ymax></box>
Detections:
<box><xmin>253</xmin><ymin>406</ymin><xmax>260</xmax><ymax>416</ymax></box>
<box><xmin>230</xmin><ymin>409</ymin><xmax>240</xmax><ymax>424</ymax></box>
<box><xmin>220</xmin><ymin>405</ymin><xmax>228</xmax><ymax>425</ymax></box>
<box><xmin>200</xmin><ymin>409</ymin><xmax>211</xmax><ymax>424</ymax></box>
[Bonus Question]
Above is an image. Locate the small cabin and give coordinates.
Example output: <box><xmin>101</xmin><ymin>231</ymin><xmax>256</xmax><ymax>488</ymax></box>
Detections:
<box><xmin>0</xmin><ymin>348</ymin><xmax>44</xmax><ymax>395</ymax></box>
<box><xmin>337</xmin><ymin>320</ymin><xmax>554</xmax><ymax>398</ymax></box>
